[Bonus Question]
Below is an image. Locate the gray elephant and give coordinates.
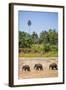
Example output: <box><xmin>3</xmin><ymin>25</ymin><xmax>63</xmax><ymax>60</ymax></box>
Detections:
<box><xmin>49</xmin><ymin>63</ymin><xmax>58</xmax><ymax>70</ymax></box>
<box><xmin>34</xmin><ymin>64</ymin><xmax>43</xmax><ymax>71</ymax></box>
<box><xmin>22</xmin><ymin>65</ymin><xmax>31</xmax><ymax>71</ymax></box>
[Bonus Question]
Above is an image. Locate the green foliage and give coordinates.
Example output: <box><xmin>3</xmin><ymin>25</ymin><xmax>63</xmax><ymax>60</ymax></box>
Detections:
<box><xmin>19</xmin><ymin>28</ymin><xmax>58</xmax><ymax>57</ymax></box>
<box><xmin>31</xmin><ymin>32</ymin><xmax>39</xmax><ymax>44</ymax></box>
<box><xmin>19</xmin><ymin>48</ymin><xmax>31</xmax><ymax>53</ymax></box>
<box><xmin>31</xmin><ymin>44</ymin><xmax>43</xmax><ymax>53</ymax></box>
<box><xmin>43</xmin><ymin>44</ymin><xmax>50</xmax><ymax>53</ymax></box>
<box><xmin>50</xmin><ymin>45</ymin><xmax>58</xmax><ymax>51</ymax></box>
<box><xmin>48</xmin><ymin>29</ymin><xmax>58</xmax><ymax>45</ymax></box>
<box><xmin>19</xmin><ymin>31</ymin><xmax>33</xmax><ymax>48</ymax></box>
<box><xmin>40</xmin><ymin>31</ymin><xmax>49</xmax><ymax>44</ymax></box>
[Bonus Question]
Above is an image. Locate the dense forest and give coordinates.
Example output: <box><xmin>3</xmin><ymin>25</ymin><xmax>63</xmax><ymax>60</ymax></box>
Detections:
<box><xmin>19</xmin><ymin>29</ymin><xmax>58</xmax><ymax>57</ymax></box>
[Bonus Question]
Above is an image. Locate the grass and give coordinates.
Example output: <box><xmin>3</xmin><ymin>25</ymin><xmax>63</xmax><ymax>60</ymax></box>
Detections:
<box><xmin>19</xmin><ymin>51</ymin><xmax>58</xmax><ymax>57</ymax></box>
<box><xmin>19</xmin><ymin>44</ymin><xmax>58</xmax><ymax>57</ymax></box>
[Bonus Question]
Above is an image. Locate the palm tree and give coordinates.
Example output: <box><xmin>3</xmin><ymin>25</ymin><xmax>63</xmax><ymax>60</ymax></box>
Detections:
<box><xmin>27</xmin><ymin>20</ymin><xmax>31</xmax><ymax>34</ymax></box>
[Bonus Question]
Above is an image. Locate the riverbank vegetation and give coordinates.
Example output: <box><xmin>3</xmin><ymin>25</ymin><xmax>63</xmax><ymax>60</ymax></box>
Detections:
<box><xmin>19</xmin><ymin>29</ymin><xmax>58</xmax><ymax>57</ymax></box>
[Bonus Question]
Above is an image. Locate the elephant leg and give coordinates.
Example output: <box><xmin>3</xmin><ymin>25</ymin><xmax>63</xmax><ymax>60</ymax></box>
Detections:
<box><xmin>24</xmin><ymin>68</ymin><xmax>27</xmax><ymax>71</ymax></box>
<box><xmin>37</xmin><ymin>67</ymin><xmax>39</xmax><ymax>70</ymax></box>
<box><xmin>37</xmin><ymin>67</ymin><xmax>39</xmax><ymax>71</ymax></box>
<box><xmin>26</xmin><ymin>68</ymin><xmax>29</xmax><ymax>71</ymax></box>
<box><xmin>56</xmin><ymin>66</ymin><xmax>58</xmax><ymax>70</ymax></box>
<box><xmin>28</xmin><ymin>68</ymin><xmax>30</xmax><ymax>71</ymax></box>
<box><xmin>38</xmin><ymin>67</ymin><xmax>40</xmax><ymax>71</ymax></box>
<box><xmin>52</xmin><ymin>67</ymin><xmax>53</xmax><ymax>70</ymax></box>
<box><xmin>28</xmin><ymin>69</ymin><xmax>29</xmax><ymax>71</ymax></box>
<box><xmin>40</xmin><ymin>67</ymin><xmax>43</xmax><ymax>70</ymax></box>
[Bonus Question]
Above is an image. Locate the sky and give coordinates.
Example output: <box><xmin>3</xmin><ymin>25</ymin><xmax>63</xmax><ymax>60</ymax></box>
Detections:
<box><xmin>18</xmin><ymin>11</ymin><xmax>58</xmax><ymax>35</ymax></box>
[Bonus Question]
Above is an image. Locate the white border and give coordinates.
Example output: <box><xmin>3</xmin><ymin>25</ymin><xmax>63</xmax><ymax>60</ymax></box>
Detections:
<box><xmin>14</xmin><ymin>5</ymin><xmax>63</xmax><ymax>85</ymax></box>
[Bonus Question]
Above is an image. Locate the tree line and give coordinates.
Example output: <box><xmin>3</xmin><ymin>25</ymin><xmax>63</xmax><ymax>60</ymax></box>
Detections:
<box><xmin>19</xmin><ymin>29</ymin><xmax>58</xmax><ymax>53</ymax></box>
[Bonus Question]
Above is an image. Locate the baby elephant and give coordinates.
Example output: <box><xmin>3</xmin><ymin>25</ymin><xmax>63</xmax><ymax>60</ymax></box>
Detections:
<box><xmin>22</xmin><ymin>65</ymin><xmax>30</xmax><ymax>71</ymax></box>
<box><xmin>49</xmin><ymin>63</ymin><xmax>58</xmax><ymax>70</ymax></box>
<box><xmin>34</xmin><ymin>64</ymin><xmax>43</xmax><ymax>71</ymax></box>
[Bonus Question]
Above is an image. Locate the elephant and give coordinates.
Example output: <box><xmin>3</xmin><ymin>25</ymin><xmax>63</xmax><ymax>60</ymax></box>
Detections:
<box><xmin>34</xmin><ymin>64</ymin><xmax>43</xmax><ymax>71</ymax></box>
<box><xmin>49</xmin><ymin>63</ymin><xmax>58</xmax><ymax>70</ymax></box>
<box><xmin>22</xmin><ymin>65</ymin><xmax>31</xmax><ymax>71</ymax></box>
